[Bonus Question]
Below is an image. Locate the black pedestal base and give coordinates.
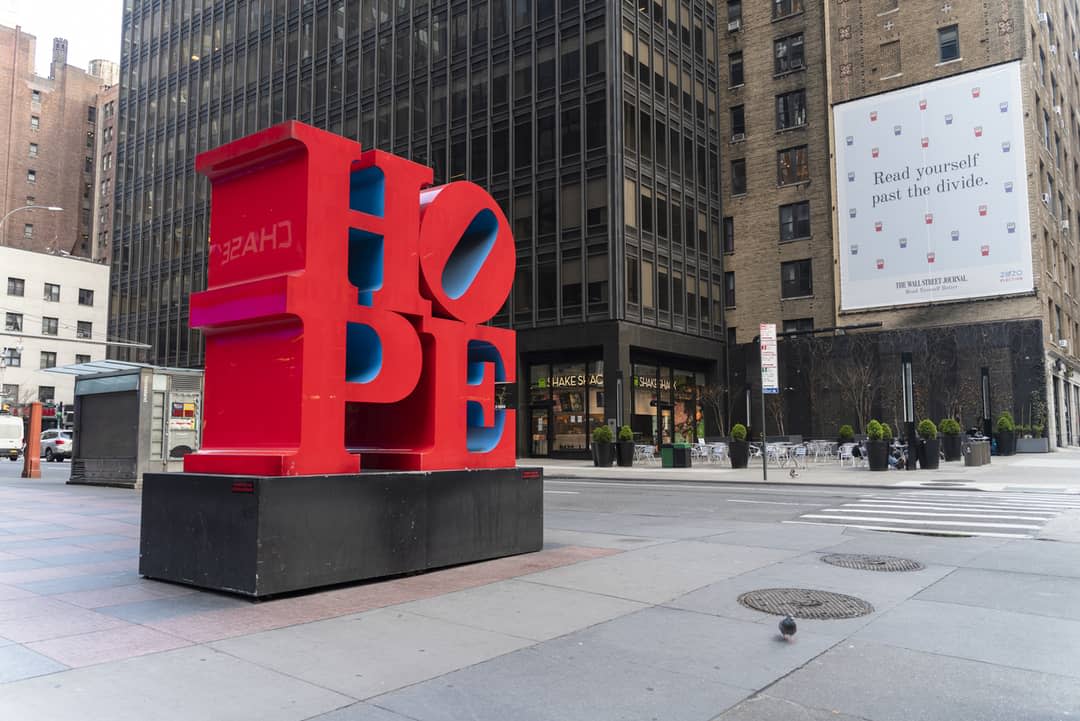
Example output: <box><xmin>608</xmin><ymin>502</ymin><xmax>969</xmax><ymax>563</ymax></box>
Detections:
<box><xmin>139</xmin><ymin>467</ymin><xmax>543</xmax><ymax>598</ymax></box>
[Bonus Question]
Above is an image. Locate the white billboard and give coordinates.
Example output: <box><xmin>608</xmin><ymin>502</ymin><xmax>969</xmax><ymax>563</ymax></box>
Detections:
<box><xmin>833</xmin><ymin>62</ymin><xmax>1033</xmax><ymax>311</ymax></box>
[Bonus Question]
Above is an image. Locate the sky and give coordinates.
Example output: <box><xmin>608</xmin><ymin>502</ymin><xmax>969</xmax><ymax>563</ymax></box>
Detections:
<box><xmin>0</xmin><ymin>0</ymin><xmax>123</xmax><ymax>75</ymax></box>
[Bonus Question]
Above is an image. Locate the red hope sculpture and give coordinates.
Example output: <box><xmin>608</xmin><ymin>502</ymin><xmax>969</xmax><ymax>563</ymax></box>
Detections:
<box><xmin>183</xmin><ymin>121</ymin><xmax>516</xmax><ymax>476</ymax></box>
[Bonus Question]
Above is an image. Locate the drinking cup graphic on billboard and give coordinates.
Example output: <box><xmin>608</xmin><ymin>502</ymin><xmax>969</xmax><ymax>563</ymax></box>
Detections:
<box><xmin>833</xmin><ymin>61</ymin><xmax>1032</xmax><ymax>310</ymax></box>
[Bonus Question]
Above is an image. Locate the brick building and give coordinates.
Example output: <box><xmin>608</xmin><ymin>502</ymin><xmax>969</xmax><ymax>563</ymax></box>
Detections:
<box><xmin>0</xmin><ymin>26</ymin><xmax>116</xmax><ymax>259</ymax></box>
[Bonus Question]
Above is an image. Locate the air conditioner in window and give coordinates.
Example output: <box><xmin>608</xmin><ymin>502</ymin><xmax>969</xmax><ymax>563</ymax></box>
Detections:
<box><xmin>1043</xmin><ymin>192</ymin><xmax>1053</xmax><ymax>205</ymax></box>
<box><xmin>1059</xmin><ymin>338</ymin><xmax>1070</xmax><ymax>349</ymax></box>
<box><xmin>1063</xmin><ymin>219</ymin><xmax>1071</xmax><ymax>231</ymax></box>
<box><xmin>1074</xmin><ymin>49</ymin><xmax>1080</xmax><ymax>61</ymax></box>
<box><xmin>1039</xmin><ymin>11</ymin><xmax>1049</xmax><ymax>23</ymax></box>
<box><xmin>731</xmin><ymin>132</ymin><xmax>745</xmax><ymax>142</ymax></box>
<box><xmin>728</xmin><ymin>19</ymin><xmax>741</xmax><ymax>32</ymax></box>
<box><xmin>1050</xmin><ymin>44</ymin><xmax>1058</xmax><ymax>55</ymax></box>
<box><xmin>1055</xmin><ymin>105</ymin><xmax>1063</xmax><ymax>114</ymax></box>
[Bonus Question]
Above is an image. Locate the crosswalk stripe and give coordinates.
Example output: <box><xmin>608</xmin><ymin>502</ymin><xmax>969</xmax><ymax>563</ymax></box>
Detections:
<box><xmin>782</xmin><ymin>520</ymin><xmax>1031</xmax><ymax>539</ymax></box>
<box><xmin>798</xmin><ymin>514</ymin><xmax>1042</xmax><ymax>529</ymax></box>
<box><xmin>846</xmin><ymin>501</ymin><xmax>1060</xmax><ymax>513</ymax></box>
<box><xmin>819</xmin><ymin>508</ymin><xmax>1052</xmax><ymax>521</ymax></box>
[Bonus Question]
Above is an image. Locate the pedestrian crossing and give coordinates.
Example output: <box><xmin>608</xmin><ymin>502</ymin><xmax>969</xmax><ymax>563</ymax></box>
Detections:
<box><xmin>785</xmin><ymin>489</ymin><xmax>1080</xmax><ymax>538</ymax></box>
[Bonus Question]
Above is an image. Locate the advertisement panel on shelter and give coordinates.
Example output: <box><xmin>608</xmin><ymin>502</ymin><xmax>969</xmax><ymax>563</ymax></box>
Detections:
<box><xmin>833</xmin><ymin>61</ymin><xmax>1033</xmax><ymax>311</ymax></box>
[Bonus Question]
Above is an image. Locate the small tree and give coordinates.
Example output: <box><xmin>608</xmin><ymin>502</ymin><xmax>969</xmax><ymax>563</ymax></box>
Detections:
<box><xmin>829</xmin><ymin>333</ymin><xmax>879</xmax><ymax>435</ymax></box>
<box><xmin>698</xmin><ymin>384</ymin><xmax>728</xmax><ymax>438</ymax></box>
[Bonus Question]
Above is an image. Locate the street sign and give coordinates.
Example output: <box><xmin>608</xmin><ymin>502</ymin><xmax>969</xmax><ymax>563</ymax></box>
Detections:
<box><xmin>760</xmin><ymin>323</ymin><xmax>779</xmax><ymax>394</ymax></box>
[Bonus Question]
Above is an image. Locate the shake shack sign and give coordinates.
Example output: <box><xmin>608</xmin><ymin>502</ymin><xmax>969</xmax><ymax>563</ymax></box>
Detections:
<box><xmin>536</xmin><ymin>373</ymin><xmax>604</xmax><ymax>388</ymax></box>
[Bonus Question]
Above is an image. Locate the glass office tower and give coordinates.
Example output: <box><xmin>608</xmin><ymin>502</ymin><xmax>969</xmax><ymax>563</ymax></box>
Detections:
<box><xmin>111</xmin><ymin>0</ymin><xmax>725</xmax><ymax>457</ymax></box>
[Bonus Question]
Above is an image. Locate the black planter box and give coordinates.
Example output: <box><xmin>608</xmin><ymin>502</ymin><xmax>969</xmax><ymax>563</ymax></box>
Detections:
<box><xmin>995</xmin><ymin>431</ymin><xmax>1017</xmax><ymax>456</ymax></box>
<box><xmin>729</xmin><ymin>440</ymin><xmax>749</xmax><ymax>469</ymax></box>
<box><xmin>942</xmin><ymin>434</ymin><xmax>963</xmax><ymax>461</ymax></box>
<box><xmin>616</xmin><ymin>441</ymin><xmax>634</xmax><ymax>467</ymax></box>
<box><xmin>592</xmin><ymin>442</ymin><xmax>614</xmax><ymax>467</ymax></box>
<box><xmin>867</xmin><ymin>440</ymin><xmax>890</xmax><ymax>471</ymax></box>
<box><xmin>139</xmin><ymin>467</ymin><xmax>544</xmax><ymax>598</ymax></box>
<box><xmin>918</xmin><ymin>438</ymin><xmax>941</xmax><ymax>469</ymax></box>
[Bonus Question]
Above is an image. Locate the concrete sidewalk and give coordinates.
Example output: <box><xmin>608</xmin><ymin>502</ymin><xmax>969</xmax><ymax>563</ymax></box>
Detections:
<box><xmin>522</xmin><ymin>447</ymin><xmax>1080</xmax><ymax>492</ymax></box>
<box><xmin>0</xmin><ymin>471</ymin><xmax>1077</xmax><ymax>720</ymax></box>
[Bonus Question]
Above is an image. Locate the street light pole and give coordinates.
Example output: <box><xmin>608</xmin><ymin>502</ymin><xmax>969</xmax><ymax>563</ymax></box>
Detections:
<box><xmin>0</xmin><ymin>205</ymin><xmax>64</xmax><ymax>244</ymax></box>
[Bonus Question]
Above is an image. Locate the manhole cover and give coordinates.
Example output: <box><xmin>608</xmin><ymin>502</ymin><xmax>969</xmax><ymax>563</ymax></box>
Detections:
<box><xmin>737</xmin><ymin>588</ymin><xmax>874</xmax><ymax>619</ymax></box>
<box><xmin>821</xmin><ymin>553</ymin><xmax>925</xmax><ymax>572</ymax></box>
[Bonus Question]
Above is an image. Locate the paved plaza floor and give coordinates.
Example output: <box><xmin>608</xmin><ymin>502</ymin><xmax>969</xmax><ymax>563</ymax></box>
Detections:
<box><xmin>0</xmin><ymin>461</ymin><xmax>1078</xmax><ymax>720</ymax></box>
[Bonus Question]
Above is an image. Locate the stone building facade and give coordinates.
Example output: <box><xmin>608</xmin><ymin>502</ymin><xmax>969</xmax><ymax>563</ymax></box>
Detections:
<box><xmin>0</xmin><ymin>26</ymin><xmax>115</xmax><ymax>258</ymax></box>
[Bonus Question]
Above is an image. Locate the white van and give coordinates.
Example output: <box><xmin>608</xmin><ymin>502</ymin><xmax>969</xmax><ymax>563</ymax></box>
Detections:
<box><xmin>0</xmin><ymin>415</ymin><xmax>23</xmax><ymax>461</ymax></box>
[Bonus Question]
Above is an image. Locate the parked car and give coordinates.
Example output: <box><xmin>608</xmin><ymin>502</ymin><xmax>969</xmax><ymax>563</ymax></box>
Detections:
<box><xmin>0</xmin><ymin>415</ymin><xmax>23</xmax><ymax>461</ymax></box>
<box><xmin>40</xmin><ymin>429</ymin><xmax>73</xmax><ymax>461</ymax></box>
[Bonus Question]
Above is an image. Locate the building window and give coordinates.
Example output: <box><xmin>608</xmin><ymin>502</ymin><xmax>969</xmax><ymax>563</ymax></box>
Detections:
<box><xmin>7</xmin><ymin>278</ymin><xmax>24</xmax><ymax>296</ymax></box>
<box><xmin>75</xmin><ymin>354</ymin><xmax>91</xmax><ymax>365</ymax></box>
<box><xmin>42</xmin><ymin>317</ymin><xmax>59</xmax><ymax>335</ymax></box>
<box><xmin>779</xmin><ymin>201</ymin><xmax>811</xmax><ymax>241</ymax></box>
<box><xmin>4</xmin><ymin>313</ymin><xmax>22</xmax><ymax>332</ymax></box>
<box><xmin>773</xmin><ymin>0</ymin><xmax>803</xmax><ymax>19</ymax></box>
<box><xmin>938</xmin><ymin>25</ymin><xmax>959</xmax><ymax>63</ymax></box>
<box><xmin>724</xmin><ymin>271</ymin><xmax>736</xmax><ymax>307</ymax></box>
<box><xmin>731</xmin><ymin>158</ymin><xmax>747</xmax><ymax>195</ymax></box>
<box><xmin>77</xmin><ymin>321</ymin><xmax>92</xmax><ymax>339</ymax></box>
<box><xmin>26</xmin><ymin>169</ymin><xmax>36</xmax><ymax>183</ymax></box>
<box><xmin>727</xmin><ymin>0</ymin><xmax>742</xmax><ymax>24</ymax></box>
<box><xmin>40</xmin><ymin>352</ymin><xmax>57</xmax><ymax>370</ymax></box>
<box><xmin>87</xmin><ymin>105</ymin><xmax>96</xmax><ymax>123</ymax></box>
<box><xmin>23</xmin><ymin>224</ymin><xmax>33</xmax><ymax>239</ymax></box>
<box><xmin>38</xmin><ymin>386</ymin><xmax>55</xmax><ymax>402</ymax></box>
<box><xmin>783</xmin><ymin>318</ymin><xmax>814</xmax><ymax>333</ymax></box>
<box><xmin>43</xmin><ymin>283</ymin><xmax>60</xmax><ymax>302</ymax></box>
<box><xmin>776</xmin><ymin>90</ymin><xmax>807</xmax><ymax>130</ymax></box>
<box><xmin>781</xmin><ymin>259</ymin><xmax>813</xmax><ymax>298</ymax></box>
<box><xmin>730</xmin><ymin>105</ymin><xmax>746</xmax><ymax>137</ymax></box>
<box><xmin>722</xmin><ymin>216</ymin><xmax>735</xmax><ymax>253</ymax></box>
<box><xmin>777</xmin><ymin>145</ymin><xmax>809</xmax><ymax>186</ymax></box>
<box><xmin>28</xmin><ymin>142</ymin><xmax>38</xmax><ymax>158</ymax></box>
<box><xmin>2</xmin><ymin>348</ymin><xmax>21</xmax><ymax>367</ymax></box>
<box><xmin>31</xmin><ymin>90</ymin><xmax>41</xmax><ymax>104</ymax></box>
<box><xmin>78</xmin><ymin>288</ymin><xmax>94</xmax><ymax>306</ymax></box>
<box><xmin>774</xmin><ymin>33</ymin><xmax>805</xmax><ymax>74</ymax></box>
<box><xmin>879</xmin><ymin>40</ymin><xmax>901</xmax><ymax>77</ymax></box>
<box><xmin>728</xmin><ymin>52</ymin><xmax>744</xmax><ymax>86</ymax></box>
<box><xmin>1</xmin><ymin>384</ymin><xmax>17</xmax><ymax>402</ymax></box>
<box><xmin>30</xmin><ymin>115</ymin><xmax>39</xmax><ymax>130</ymax></box>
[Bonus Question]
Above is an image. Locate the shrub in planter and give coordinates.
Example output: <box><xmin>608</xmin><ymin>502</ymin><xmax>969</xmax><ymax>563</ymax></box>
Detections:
<box><xmin>729</xmin><ymin>423</ymin><xmax>749</xmax><ymax>469</ymax></box>
<box><xmin>591</xmin><ymin>424</ymin><xmax>614</xmax><ymax>467</ymax></box>
<box><xmin>995</xmin><ymin>412</ymin><xmax>1016</xmax><ymax>456</ymax></box>
<box><xmin>939</xmin><ymin>418</ymin><xmax>963</xmax><ymax>461</ymax></box>
<box><xmin>881</xmin><ymin>422</ymin><xmax>893</xmax><ymax>441</ymax></box>
<box><xmin>838</xmin><ymin>424</ymin><xmax>855</xmax><ymax>442</ymax></box>
<box><xmin>616</xmin><ymin>425</ymin><xmax>635</xmax><ymax>467</ymax></box>
<box><xmin>865</xmin><ymin>420</ymin><xmax>890</xmax><ymax>471</ymax></box>
<box><xmin>917</xmin><ymin>419</ymin><xmax>940</xmax><ymax>470</ymax></box>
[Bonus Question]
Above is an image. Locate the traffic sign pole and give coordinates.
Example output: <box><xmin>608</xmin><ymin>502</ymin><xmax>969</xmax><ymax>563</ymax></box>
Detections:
<box><xmin>759</xmin><ymin>323</ymin><xmax>779</xmax><ymax>483</ymax></box>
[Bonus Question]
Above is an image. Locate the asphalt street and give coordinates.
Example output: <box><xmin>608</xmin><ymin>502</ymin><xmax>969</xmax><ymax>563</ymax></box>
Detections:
<box><xmin>0</xmin><ymin>461</ymin><xmax>1077</xmax><ymax>720</ymax></box>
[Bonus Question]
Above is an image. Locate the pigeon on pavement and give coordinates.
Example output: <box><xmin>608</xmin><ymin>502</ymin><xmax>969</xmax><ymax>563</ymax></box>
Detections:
<box><xmin>779</xmin><ymin>616</ymin><xmax>797</xmax><ymax>641</ymax></box>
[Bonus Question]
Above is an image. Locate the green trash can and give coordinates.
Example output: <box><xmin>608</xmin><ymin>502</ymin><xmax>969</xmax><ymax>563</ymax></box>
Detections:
<box><xmin>673</xmin><ymin>443</ymin><xmax>692</xmax><ymax>468</ymax></box>
<box><xmin>661</xmin><ymin>444</ymin><xmax>674</xmax><ymax>468</ymax></box>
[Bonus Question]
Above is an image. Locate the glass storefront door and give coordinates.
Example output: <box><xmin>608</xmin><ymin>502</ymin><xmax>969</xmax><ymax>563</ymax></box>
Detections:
<box><xmin>530</xmin><ymin>407</ymin><xmax>549</xmax><ymax>456</ymax></box>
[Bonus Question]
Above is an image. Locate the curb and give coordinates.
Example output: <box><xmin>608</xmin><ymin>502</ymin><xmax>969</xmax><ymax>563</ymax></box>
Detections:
<box><xmin>541</xmin><ymin>474</ymin><xmax>996</xmax><ymax>492</ymax></box>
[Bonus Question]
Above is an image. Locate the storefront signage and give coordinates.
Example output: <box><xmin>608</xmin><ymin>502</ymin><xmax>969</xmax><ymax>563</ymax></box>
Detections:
<box><xmin>538</xmin><ymin>373</ymin><xmax>604</xmax><ymax>388</ymax></box>
<box><xmin>183</xmin><ymin>121</ymin><xmax>516</xmax><ymax>476</ymax></box>
<box><xmin>760</xmin><ymin>323</ymin><xmax>779</xmax><ymax>394</ymax></box>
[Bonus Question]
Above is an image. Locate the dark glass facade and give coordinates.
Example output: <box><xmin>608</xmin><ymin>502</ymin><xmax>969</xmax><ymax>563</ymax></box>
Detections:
<box><xmin>112</xmin><ymin>0</ymin><xmax>726</xmax><ymax>457</ymax></box>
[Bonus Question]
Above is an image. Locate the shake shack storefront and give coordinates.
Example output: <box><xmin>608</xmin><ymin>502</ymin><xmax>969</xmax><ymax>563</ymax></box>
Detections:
<box><xmin>518</xmin><ymin>322</ymin><xmax>724</xmax><ymax>459</ymax></box>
